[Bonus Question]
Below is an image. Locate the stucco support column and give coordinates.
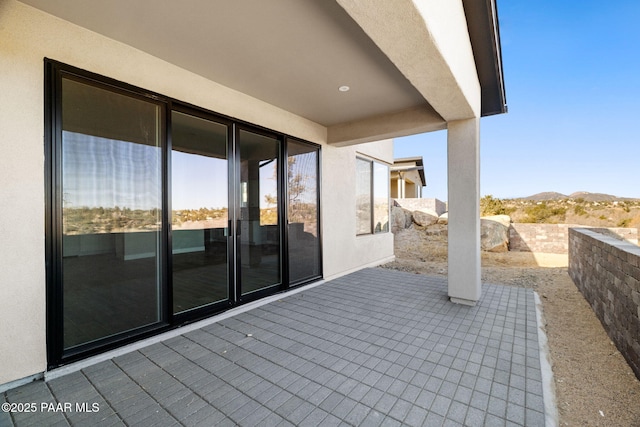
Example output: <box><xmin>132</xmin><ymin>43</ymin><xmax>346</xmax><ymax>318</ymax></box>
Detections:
<box><xmin>398</xmin><ymin>174</ymin><xmax>405</xmax><ymax>198</ymax></box>
<box><xmin>447</xmin><ymin>117</ymin><xmax>481</xmax><ymax>305</ymax></box>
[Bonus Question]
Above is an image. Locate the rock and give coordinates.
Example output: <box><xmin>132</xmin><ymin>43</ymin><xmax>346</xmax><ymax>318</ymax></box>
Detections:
<box><xmin>391</xmin><ymin>206</ymin><xmax>413</xmax><ymax>233</ymax></box>
<box><xmin>481</xmin><ymin>214</ymin><xmax>511</xmax><ymax>228</ymax></box>
<box><xmin>425</xmin><ymin>223</ymin><xmax>448</xmax><ymax>236</ymax></box>
<box><xmin>437</xmin><ymin>212</ymin><xmax>448</xmax><ymax>225</ymax></box>
<box><xmin>481</xmin><ymin>217</ymin><xmax>510</xmax><ymax>252</ymax></box>
<box><xmin>413</xmin><ymin>209</ymin><xmax>439</xmax><ymax>227</ymax></box>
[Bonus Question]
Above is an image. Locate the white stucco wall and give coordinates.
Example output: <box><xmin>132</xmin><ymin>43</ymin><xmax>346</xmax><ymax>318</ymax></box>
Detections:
<box><xmin>321</xmin><ymin>140</ymin><xmax>395</xmax><ymax>280</ymax></box>
<box><xmin>337</xmin><ymin>0</ymin><xmax>480</xmax><ymax>122</ymax></box>
<box><xmin>447</xmin><ymin>118</ymin><xmax>481</xmax><ymax>304</ymax></box>
<box><xmin>0</xmin><ymin>1</ymin><xmax>394</xmax><ymax>385</ymax></box>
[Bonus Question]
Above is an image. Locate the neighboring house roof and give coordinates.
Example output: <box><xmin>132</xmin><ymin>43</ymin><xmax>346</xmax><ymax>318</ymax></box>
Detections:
<box><xmin>20</xmin><ymin>0</ymin><xmax>506</xmax><ymax>144</ymax></box>
<box><xmin>391</xmin><ymin>157</ymin><xmax>426</xmax><ymax>187</ymax></box>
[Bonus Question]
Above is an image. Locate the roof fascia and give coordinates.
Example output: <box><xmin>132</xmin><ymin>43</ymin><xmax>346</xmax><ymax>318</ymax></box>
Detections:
<box><xmin>463</xmin><ymin>0</ymin><xmax>507</xmax><ymax>116</ymax></box>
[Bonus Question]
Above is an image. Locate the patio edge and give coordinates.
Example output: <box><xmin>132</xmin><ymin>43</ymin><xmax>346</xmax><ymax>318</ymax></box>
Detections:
<box><xmin>534</xmin><ymin>291</ymin><xmax>559</xmax><ymax>427</ymax></box>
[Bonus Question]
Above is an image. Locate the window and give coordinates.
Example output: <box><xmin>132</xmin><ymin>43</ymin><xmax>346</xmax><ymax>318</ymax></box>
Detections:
<box><xmin>356</xmin><ymin>157</ymin><xmax>389</xmax><ymax>235</ymax></box>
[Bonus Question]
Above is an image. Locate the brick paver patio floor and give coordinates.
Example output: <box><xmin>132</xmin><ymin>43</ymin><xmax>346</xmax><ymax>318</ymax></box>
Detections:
<box><xmin>1</xmin><ymin>268</ymin><xmax>551</xmax><ymax>426</ymax></box>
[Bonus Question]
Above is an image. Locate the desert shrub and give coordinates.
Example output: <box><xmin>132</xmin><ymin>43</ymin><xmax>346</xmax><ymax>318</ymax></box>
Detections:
<box><xmin>617</xmin><ymin>218</ymin><xmax>631</xmax><ymax>227</ymax></box>
<box><xmin>574</xmin><ymin>205</ymin><xmax>587</xmax><ymax>216</ymax></box>
<box><xmin>480</xmin><ymin>195</ymin><xmax>514</xmax><ymax>216</ymax></box>
<box><xmin>523</xmin><ymin>203</ymin><xmax>566</xmax><ymax>223</ymax></box>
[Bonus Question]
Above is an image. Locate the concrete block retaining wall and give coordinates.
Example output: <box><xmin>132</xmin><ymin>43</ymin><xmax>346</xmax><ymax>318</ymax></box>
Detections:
<box><xmin>509</xmin><ymin>223</ymin><xmax>571</xmax><ymax>253</ymax></box>
<box><xmin>569</xmin><ymin>228</ymin><xmax>640</xmax><ymax>379</ymax></box>
<box><xmin>393</xmin><ymin>198</ymin><xmax>446</xmax><ymax>216</ymax></box>
<box><xmin>510</xmin><ymin>223</ymin><xmax>637</xmax><ymax>254</ymax></box>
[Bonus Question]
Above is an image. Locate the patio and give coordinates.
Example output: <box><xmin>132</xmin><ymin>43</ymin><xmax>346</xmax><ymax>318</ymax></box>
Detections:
<box><xmin>1</xmin><ymin>268</ymin><xmax>553</xmax><ymax>426</ymax></box>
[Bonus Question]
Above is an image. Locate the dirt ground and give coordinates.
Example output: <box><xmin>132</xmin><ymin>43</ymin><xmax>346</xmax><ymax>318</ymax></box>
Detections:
<box><xmin>382</xmin><ymin>226</ymin><xmax>640</xmax><ymax>426</ymax></box>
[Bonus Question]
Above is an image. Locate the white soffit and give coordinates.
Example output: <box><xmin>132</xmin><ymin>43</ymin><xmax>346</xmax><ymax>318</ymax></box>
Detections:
<box><xmin>19</xmin><ymin>0</ymin><xmax>441</xmax><ymax>127</ymax></box>
<box><xmin>337</xmin><ymin>0</ymin><xmax>481</xmax><ymax>121</ymax></box>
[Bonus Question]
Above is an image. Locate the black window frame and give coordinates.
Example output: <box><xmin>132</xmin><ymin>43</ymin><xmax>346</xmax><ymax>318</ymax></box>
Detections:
<box><xmin>285</xmin><ymin>137</ymin><xmax>323</xmax><ymax>287</ymax></box>
<box><xmin>355</xmin><ymin>156</ymin><xmax>390</xmax><ymax>236</ymax></box>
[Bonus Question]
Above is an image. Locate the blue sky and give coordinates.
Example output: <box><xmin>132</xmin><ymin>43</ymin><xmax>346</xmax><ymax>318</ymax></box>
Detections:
<box><xmin>395</xmin><ymin>0</ymin><xmax>640</xmax><ymax>201</ymax></box>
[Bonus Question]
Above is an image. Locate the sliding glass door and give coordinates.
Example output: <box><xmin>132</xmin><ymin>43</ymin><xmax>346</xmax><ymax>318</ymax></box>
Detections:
<box><xmin>47</xmin><ymin>61</ymin><xmax>321</xmax><ymax>367</ymax></box>
<box><xmin>236</xmin><ymin>128</ymin><xmax>282</xmax><ymax>297</ymax></box>
<box><xmin>171</xmin><ymin>111</ymin><xmax>230</xmax><ymax>314</ymax></box>
<box><xmin>59</xmin><ymin>76</ymin><xmax>164</xmax><ymax>351</ymax></box>
<box><xmin>171</xmin><ymin>121</ymin><xmax>284</xmax><ymax>307</ymax></box>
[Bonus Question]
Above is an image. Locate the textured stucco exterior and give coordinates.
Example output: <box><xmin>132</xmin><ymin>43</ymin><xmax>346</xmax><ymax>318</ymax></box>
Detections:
<box><xmin>322</xmin><ymin>140</ymin><xmax>395</xmax><ymax>280</ymax></box>
<box><xmin>447</xmin><ymin>118</ymin><xmax>481</xmax><ymax>304</ymax></box>
<box><xmin>336</xmin><ymin>0</ymin><xmax>480</xmax><ymax>121</ymax></box>
<box><xmin>0</xmin><ymin>1</ymin><xmax>395</xmax><ymax>385</ymax></box>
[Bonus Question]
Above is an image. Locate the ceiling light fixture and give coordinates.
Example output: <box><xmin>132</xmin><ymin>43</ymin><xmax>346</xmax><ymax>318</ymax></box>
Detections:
<box><xmin>338</xmin><ymin>85</ymin><xmax>350</xmax><ymax>92</ymax></box>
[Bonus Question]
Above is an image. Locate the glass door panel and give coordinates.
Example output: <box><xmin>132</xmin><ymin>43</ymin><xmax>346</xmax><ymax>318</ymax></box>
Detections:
<box><xmin>171</xmin><ymin>111</ymin><xmax>229</xmax><ymax>314</ymax></box>
<box><xmin>237</xmin><ymin>129</ymin><xmax>281</xmax><ymax>295</ymax></box>
<box><xmin>287</xmin><ymin>140</ymin><xmax>321</xmax><ymax>283</ymax></box>
<box><xmin>61</xmin><ymin>77</ymin><xmax>163</xmax><ymax>350</ymax></box>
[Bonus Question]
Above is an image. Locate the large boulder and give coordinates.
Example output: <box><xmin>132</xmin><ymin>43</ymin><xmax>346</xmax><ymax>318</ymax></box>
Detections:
<box><xmin>480</xmin><ymin>215</ymin><xmax>511</xmax><ymax>252</ymax></box>
<box><xmin>391</xmin><ymin>206</ymin><xmax>413</xmax><ymax>233</ymax></box>
<box><xmin>482</xmin><ymin>214</ymin><xmax>511</xmax><ymax>228</ymax></box>
<box><xmin>412</xmin><ymin>209</ymin><xmax>439</xmax><ymax>227</ymax></box>
<box><xmin>425</xmin><ymin>223</ymin><xmax>448</xmax><ymax>236</ymax></box>
<box><xmin>437</xmin><ymin>212</ymin><xmax>448</xmax><ymax>225</ymax></box>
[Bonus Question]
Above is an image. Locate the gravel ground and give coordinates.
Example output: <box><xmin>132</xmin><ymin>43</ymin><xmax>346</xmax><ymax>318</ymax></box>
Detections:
<box><xmin>382</xmin><ymin>227</ymin><xmax>640</xmax><ymax>426</ymax></box>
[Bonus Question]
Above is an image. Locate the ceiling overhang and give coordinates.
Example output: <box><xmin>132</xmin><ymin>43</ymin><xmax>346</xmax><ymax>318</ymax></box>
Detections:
<box><xmin>19</xmin><ymin>0</ymin><xmax>506</xmax><ymax>144</ymax></box>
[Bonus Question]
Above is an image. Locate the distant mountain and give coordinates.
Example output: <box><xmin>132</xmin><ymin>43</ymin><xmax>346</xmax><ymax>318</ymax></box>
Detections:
<box><xmin>518</xmin><ymin>192</ymin><xmax>567</xmax><ymax>201</ymax></box>
<box><xmin>568</xmin><ymin>191</ymin><xmax>618</xmax><ymax>202</ymax></box>
<box><xmin>517</xmin><ymin>191</ymin><xmax>638</xmax><ymax>202</ymax></box>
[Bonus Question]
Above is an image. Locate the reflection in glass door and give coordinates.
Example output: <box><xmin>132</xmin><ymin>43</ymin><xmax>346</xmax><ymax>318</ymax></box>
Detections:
<box><xmin>60</xmin><ymin>77</ymin><xmax>163</xmax><ymax>350</ymax></box>
<box><xmin>171</xmin><ymin>111</ymin><xmax>229</xmax><ymax>314</ymax></box>
<box><xmin>287</xmin><ymin>139</ymin><xmax>321</xmax><ymax>284</ymax></box>
<box><xmin>237</xmin><ymin>129</ymin><xmax>282</xmax><ymax>296</ymax></box>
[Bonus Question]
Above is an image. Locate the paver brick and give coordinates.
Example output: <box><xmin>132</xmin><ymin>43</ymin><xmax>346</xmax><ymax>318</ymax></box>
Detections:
<box><xmin>344</xmin><ymin>402</ymin><xmax>370</xmax><ymax>425</ymax></box>
<box><xmin>2</xmin><ymin>269</ymin><xmax>550</xmax><ymax>427</ymax></box>
<box><xmin>488</xmin><ymin>395</ymin><xmax>508</xmax><ymax>417</ymax></box>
